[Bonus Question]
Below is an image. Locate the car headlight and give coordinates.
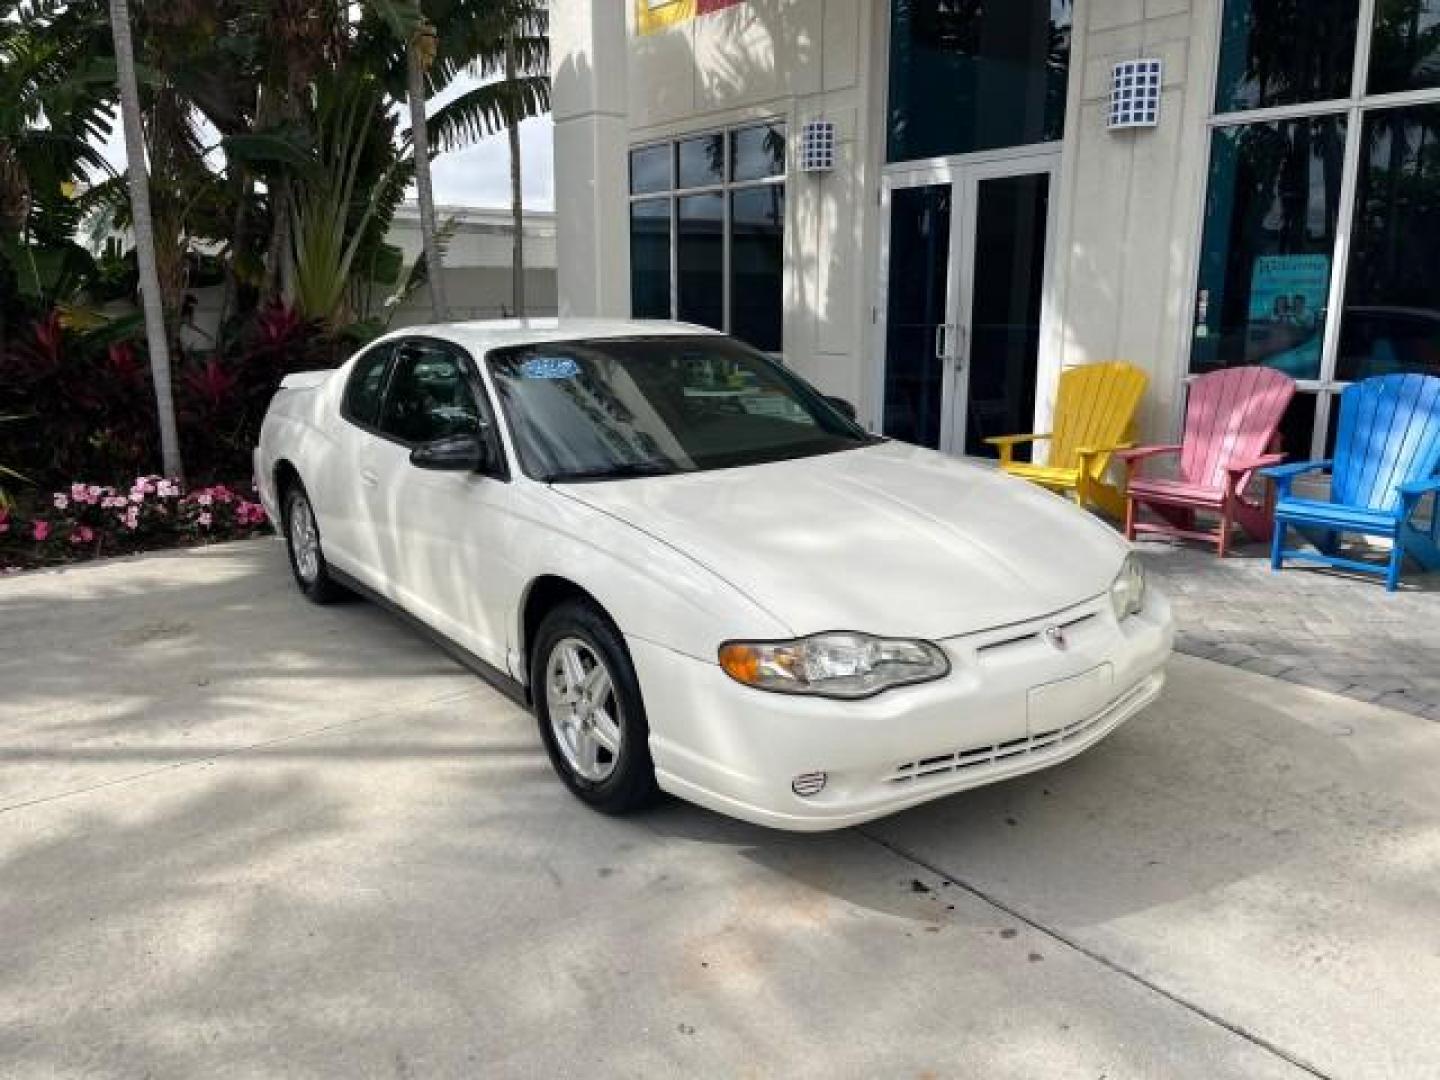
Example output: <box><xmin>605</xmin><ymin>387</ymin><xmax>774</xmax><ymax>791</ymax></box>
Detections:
<box><xmin>718</xmin><ymin>632</ymin><xmax>950</xmax><ymax>699</ymax></box>
<box><xmin>1110</xmin><ymin>554</ymin><xmax>1147</xmax><ymax>621</ymax></box>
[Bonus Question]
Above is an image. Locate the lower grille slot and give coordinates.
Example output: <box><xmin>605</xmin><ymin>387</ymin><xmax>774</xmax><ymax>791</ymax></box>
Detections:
<box><xmin>884</xmin><ymin>678</ymin><xmax>1153</xmax><ymax>787</ymax></box>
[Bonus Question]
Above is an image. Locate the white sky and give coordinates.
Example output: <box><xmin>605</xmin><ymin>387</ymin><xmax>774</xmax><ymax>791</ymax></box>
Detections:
<box><xmin>97</xmin><ymin>73</ymin><xmax>557</xmax><ymax>211</ymax></box>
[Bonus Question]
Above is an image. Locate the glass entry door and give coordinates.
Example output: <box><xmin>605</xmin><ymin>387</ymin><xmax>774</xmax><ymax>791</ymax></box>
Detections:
<box><xmin>879</xmin><ymin>154</ymin><xmax>1058</xmax><ymax>457</ymax></box>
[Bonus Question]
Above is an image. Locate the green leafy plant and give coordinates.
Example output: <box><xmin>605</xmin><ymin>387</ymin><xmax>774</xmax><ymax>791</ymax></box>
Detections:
<box><xmin>289</xmin><ymin>72</ymin><xmax>404</xmax><ymax>327</ymax></box>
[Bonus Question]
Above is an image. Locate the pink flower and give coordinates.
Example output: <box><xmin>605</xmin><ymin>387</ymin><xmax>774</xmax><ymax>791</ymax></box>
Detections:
<box><xmin>70</xmin><ymin>483</ymin><xmax>87</xmax><ymax>502</ymax></box>
<box><xmin>53</xmin><ymin>493</ymin><xmax>69</xmax><ymax>510</ymax></box>
<box><xmin>197</xmin><ymin>511</ymin><xmax>213</xmax><ymax>528</ymax></box>
<box><xmin>32</xmin><ymin>520</ymin><xmax>50</xmax><ymax>542</ymax></box>
<box><xmin>157</xmin><ymin>479</ymin><xmax>179</xmax><ymax>499</ymax></box>
<box><xmin>70</xmin><ymin>525</ymin><xmax>95</xmax><ymax>545</ymax></box>
<box><xmin>232</xmin><ymin>502</ymin><xmax>265</xmax><ymax>527</ymax></box>
<box><xmin>87</xmin><ymin>485</ymin><xmax>103</xmax><ymax>503</ymax></box>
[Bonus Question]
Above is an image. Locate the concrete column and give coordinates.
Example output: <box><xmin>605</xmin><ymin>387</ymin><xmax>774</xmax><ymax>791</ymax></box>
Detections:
<box><xmin>552</xmin><ymin>4</ymin><xmax>630</xmax><ymax>318</ymax></box>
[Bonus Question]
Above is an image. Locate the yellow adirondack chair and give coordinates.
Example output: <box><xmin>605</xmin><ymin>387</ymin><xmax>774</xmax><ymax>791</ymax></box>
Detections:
<box><xmin>986</xmin><ymin>361</ymin><xmax>1149</xmax><ymax>518</ymax></box>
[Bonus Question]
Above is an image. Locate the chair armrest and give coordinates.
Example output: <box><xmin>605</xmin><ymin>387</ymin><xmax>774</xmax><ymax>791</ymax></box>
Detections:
<box><xmin>1398</xmin><ymin>477</ymin><xmax>1440</xmax><ymax>526</ymax></box>
<box><xmin>1261</xmin><ymin>459</ymin><xmax>1332</xmax><ymax>480</ymax></box>
<box><xmin>1226</xmin><ymin>453</ymin><xmax>1287</xmax><ymax>476</ymax></box>
<box><xmin>1398</xmin><ymin>477</ymin><xmax>1440</xmax><ymax>497</ymax></box>
<box><xmin>1076</xmin><ymin>442</ymin><xmax>1133</xmax><ymax>457</ymax></box>
<box><xmin>1261</xmin><ymin>459</ymin><xmax>1332</xmax><ymax>500</ymax></box>
<box><xmin>985</xmin><ymin>433</ymin><xmax>1051</xmax><ymax>467</ymax></box>
<box><xmin>1115</xmin><ymin>444</ymin><xmax>1182</xmax><ymax>463</ymax></box>
<box><xmin>984</xmin><ymin>433</ymin><xmax>1052</xmax><ymax>447</ymax></box>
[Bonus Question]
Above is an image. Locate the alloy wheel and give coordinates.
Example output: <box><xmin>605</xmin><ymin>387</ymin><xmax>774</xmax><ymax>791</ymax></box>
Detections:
<box><xmin>288</xmin><ymin>492</ymin><xmax>320</xmax><ymax>584</ymax></box>
<box><xmin>545</xmin><ymin>636</ymin><xmax>623</xmax><ymax>782</ymax></box>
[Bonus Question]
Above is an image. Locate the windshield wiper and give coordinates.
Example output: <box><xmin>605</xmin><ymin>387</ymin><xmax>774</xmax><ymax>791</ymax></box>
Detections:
<box><xmin>548</xmin><ymin>462</ymin><xmax>688</xmax><ymax>482</ymax></box>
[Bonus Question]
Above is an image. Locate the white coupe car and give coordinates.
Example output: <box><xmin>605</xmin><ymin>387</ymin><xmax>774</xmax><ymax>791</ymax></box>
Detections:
<box><xmin>255</xmin><ymin>319</ymin><xmax>1172</xmax><ymax>831</ymax></box>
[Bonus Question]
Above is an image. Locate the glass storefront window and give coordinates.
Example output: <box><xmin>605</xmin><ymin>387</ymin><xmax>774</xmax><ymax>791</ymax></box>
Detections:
<box><xmin>730</xmin><ymin>187</ymin><xmax>785</xmax><ymax>352</ymax></box>
<box><xmin>628</xmin><ymin>123</ymin><xmax>785</xmax><ymax>351</ymax></box>
<box><xmin>730</xmin><ymin>123</ymin><xmax>786</xmax><ymax>182</ymax></box>
<box><xmin>629</xmin><ymin>144</ymin><xmax>671</xmax><ymax>195</ymax></box>
<box><xmin>1191</xmin><ymin>117</ymin><xmax>1348</xmax><ymax>381</ymax></box>
<box><xmin>1214</xmin><ymin>0</ymin><xmax>1359</xmax><ymax>112</ymax></box>
<box><xmin>1195</xmin><ymin>2</ymin><xmax>1440</xmax><ymax>456</ymax></box>
<box><xmin>676</xmin><ymin>193</ymin><xmax>725</xmax><ymax>331</ymax></box>
<box><xmin>1369</xmin><ymin>0</ymin><xmax>1440</xmax><ymax>94</ymax></box>
<box><xmin>1338</xmin><ymin>105</ymin><xmax>1440</xmax><ymax>379</ymax></box>
<box><xmin>677</xmin><ymin>133</ymin><xmax>725</xmax><ymax>189</ymax></box>
<box><xmin>886</xmin><ymin>0</ymin><xmax>1072</xmax><ymax>164</ymax></box>
<box><xmin>629</xmin><ymin>199</ymin><xmax>671</xmax><ymax>320</ymax></box>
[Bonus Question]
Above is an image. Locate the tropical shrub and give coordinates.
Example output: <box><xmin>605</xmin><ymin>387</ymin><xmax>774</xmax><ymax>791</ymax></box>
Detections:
<box><xmin>0</xmin><ymin>302</ymin><xmax>343</xmax><ymax>493</ymax></box>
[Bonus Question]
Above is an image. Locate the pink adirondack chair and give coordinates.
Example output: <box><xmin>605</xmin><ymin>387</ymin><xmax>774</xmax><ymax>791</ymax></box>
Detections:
<box><xmin>1118</xmin><ymin>366</ymin><xmax>1296</xmax><ymax>557</ymax></box>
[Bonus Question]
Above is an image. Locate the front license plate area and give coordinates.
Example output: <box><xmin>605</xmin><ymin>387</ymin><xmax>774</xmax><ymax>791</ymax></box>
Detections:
<box><xmin>1027</xmin><ymin>664</ymin><xmax>1114</xmax><ymax>735</ymax></box>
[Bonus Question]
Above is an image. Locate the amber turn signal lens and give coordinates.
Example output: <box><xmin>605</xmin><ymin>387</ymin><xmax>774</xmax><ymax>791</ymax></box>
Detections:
<box><xmin>718</xmin><ymin>643</ymin><xmax>761</xmax><ymax>685</ymax></box>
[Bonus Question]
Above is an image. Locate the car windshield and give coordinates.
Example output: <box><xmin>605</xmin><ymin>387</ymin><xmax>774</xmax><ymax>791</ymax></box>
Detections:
<box><xmin>486</xmin><ymin>336</ymin><xmax>875</xmax><ymax>482</ymax></box>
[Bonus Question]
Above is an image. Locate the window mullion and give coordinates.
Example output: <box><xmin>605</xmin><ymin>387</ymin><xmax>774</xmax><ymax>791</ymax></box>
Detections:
<box><xmin>1316</xmin><ymin>105</ymin><xmax>1365</xmax><ymax>397</ymax></box>
<box><xmin>669</xmin><ymin>195</ymin><xmax>679</xmax><ymax>321</ymax></box>
<box><xmin>1352</xmin><ymin>0</ymin><xmax>1377</xmax><ymax>100</ymax></box>
<box><xmin>722</xmin><ymin>187</ymin><xmax>732</xmax><ymax>335</ymax></box>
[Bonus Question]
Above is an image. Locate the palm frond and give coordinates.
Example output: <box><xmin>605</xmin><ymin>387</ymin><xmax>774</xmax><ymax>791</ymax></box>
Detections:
<box><xmin>427</xmin><ymin>74</ymin><xmax>550</xmax><ymax>154</ymax></box>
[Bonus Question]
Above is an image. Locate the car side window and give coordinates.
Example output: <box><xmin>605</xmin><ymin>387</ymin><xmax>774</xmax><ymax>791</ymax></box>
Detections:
<box><xmin>379</xmin><ymin>342</ymin><xmax>481</xmax><ymax>445</ymax></box>
<box><xmin>343</xmin><ymin>345</ymin><xmax>392</xmax><ymax>428</ymax></box>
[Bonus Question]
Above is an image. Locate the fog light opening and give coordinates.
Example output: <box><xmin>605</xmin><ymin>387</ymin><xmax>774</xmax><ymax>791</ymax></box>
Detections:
<box><xmin>792</xmin><ymin>771</ymin><xmax>827</xmax><ymax>798</ymax></box>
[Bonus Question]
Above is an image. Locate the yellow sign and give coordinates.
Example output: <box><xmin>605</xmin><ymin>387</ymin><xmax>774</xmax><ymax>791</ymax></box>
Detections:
<box><xmin>636</xmin><ymin>0</ymin><xmax>745</xmax><ymax>36</ymax></box>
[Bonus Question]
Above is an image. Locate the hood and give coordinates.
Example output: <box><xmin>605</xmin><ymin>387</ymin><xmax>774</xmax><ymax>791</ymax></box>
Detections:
<box><xmin>556</xmin><ymin>441</ymin><xmax>1129</xmax><ymax>640</ymax></box>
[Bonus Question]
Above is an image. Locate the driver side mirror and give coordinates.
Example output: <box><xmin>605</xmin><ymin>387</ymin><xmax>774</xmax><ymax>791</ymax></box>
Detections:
<box><xmin>824</xmin><ymin>395</ymin><xmax>859</xmax><ymax>422</ymax></box>
<box><xmin>410</xmin><ymin>433</ymin><xmax>493</xmax><ymax>473</ymax></box>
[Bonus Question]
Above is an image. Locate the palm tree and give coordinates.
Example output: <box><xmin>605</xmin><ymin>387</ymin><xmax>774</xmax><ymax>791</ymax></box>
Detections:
<box><xmin>503</xmin><ymin>22</ymin><xmax>525</xmax><ymax>316</ymax></box>
<box><xmin>109</xmin><ymin>0</ymin><xmax>183</xmax><ymax>480</ymax></box>
<box><xmin>407</xmin><ymin>14</ymin><xmax>448</xmax><ymax>320</ymax></box>
<box><xmin>421</xmin><ymin>0</ymin><xmax>548</xmax><ymax>318</ymax></box>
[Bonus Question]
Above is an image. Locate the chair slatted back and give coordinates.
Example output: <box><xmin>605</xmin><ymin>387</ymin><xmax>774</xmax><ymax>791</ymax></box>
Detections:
<box><xmin>1050</xmin><ymin>362</ymin><xmax>1149</xmax><ymax>478</ymax></box>
<box><xmin>1331</xmin><ymin>374</ymin><xmax>1440</xmax><ymax>512</ymax></box>
<box><xmin>1180</xmin><ymin>366</ymin><xmax>1296</xmax><ymax>490</ymax></box>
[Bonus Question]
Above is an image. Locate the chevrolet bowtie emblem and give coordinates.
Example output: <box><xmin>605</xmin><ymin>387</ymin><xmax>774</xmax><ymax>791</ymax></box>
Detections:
<box><xmin>1043</xmin><ymin>625</ymin><xmax>1068</xmax><ymax>650</ymax></box>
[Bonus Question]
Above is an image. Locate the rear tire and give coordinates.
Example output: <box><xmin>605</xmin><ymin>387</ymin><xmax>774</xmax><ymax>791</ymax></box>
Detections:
<box><xmin>281</xmin><ymin>480</ymin><xmax>344</xmax><ymax>605</ymax></box>
<box><xmin>531</xmin><ymin>600</ymin><xmax>659</xmax><ymax>815</ymax></box>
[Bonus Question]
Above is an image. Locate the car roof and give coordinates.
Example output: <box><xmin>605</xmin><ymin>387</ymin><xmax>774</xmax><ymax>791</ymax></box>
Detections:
<box><xmin>378</xmin><ymin>318</ymin><xmax>724</xmax><ymax>353</ymax></box>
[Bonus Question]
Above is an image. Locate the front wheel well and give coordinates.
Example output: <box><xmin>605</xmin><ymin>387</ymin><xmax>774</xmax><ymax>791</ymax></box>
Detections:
<box><xmin>273</xmin><ymin>460</ymin><xmax>302</xmax><ymax>514</ymax></box>
<box><xmin>521</xmin><ymin>576</ymin><xmax>614</xmax><ymax>678</ymax></box>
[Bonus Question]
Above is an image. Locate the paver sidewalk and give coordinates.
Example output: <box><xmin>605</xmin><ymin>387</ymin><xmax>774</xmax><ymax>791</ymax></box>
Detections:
<box><xmin>1138</xmin><ymin>539</ymin><xmax>1440</xmax><ymax>721</ymax></box>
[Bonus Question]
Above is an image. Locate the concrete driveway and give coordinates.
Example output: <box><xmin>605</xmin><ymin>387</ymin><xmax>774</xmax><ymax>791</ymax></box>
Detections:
<box><xmin>1</xmin><ymin>540</ymin><xmax>1436</xmax><ymax>1079</ymax></box>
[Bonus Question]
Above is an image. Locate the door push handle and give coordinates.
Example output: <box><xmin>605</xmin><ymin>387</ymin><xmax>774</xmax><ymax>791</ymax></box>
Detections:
<box><xmin>935</xmin><ymin>323</ymin><xmax>964</xmax><ymax>366</ymax></box>
<box><xmin>361</xmin><ymin>469</ymin><xmax>379</xmax><ymax>488</ymax></box>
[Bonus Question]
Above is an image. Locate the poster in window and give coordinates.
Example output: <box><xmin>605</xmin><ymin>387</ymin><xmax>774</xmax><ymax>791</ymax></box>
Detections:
<box><xmin>1246</xmin><ymin>254</ymin><xmax>1330</xmax><ymax>378</ymax></box>
<box><xmin>637</xmin><ymin>0</ymin><xmax>745</xmax><ymax>36</ymax></box>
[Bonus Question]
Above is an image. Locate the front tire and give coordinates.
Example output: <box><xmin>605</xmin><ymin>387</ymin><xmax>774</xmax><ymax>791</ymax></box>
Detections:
<box><xmin>281</xmin><ymin>480</ymin><xmax>344</xmax><ymax>604</ymax></box>
<box><xmin>531</xmin><ymin>600</ymin><xmax>659</xmax><ymax>815</ymax></box>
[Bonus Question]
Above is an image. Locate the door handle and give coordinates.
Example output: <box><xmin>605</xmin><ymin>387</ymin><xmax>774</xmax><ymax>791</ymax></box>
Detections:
<box><xmin>952</xmin><ymin>325</ymin><xmax>967</xmax><ymax>371</ymax></box>
<box><xmin>360</xmin><ymin>469</ymin><xmax>379</xmax><ymax>488</ymax></box>
<box><xmin>936</xmin><ymin>323</ymin><xmax>963</xmax><ymax>365</ymax></box>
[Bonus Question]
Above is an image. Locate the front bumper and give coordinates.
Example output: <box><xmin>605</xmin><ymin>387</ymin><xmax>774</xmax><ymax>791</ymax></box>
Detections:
<box><xmin>630</xmin><ymin>591</ymin><xmax>1173</xmax><ymax>832</ymax></box>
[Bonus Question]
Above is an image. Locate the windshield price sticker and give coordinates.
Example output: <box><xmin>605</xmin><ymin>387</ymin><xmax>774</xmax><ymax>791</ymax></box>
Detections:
<box><xmin>520</xmin><ymin>356</ymin><xmax>581</xmax><ymax>380</ymax></box>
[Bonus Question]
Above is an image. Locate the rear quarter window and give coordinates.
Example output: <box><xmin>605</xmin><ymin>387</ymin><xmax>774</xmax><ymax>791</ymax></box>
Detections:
<box><xmin>343</xmin><ymin>346</ymin><xmax>392</xmax><ymax>427</ymax></box>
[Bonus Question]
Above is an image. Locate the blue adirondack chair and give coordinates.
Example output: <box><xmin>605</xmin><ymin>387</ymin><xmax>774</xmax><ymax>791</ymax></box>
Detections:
<box><xmin>1263</xmin><ymin>374</ymin><xmax>1440</xmax><ymax>591</ymax></box>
